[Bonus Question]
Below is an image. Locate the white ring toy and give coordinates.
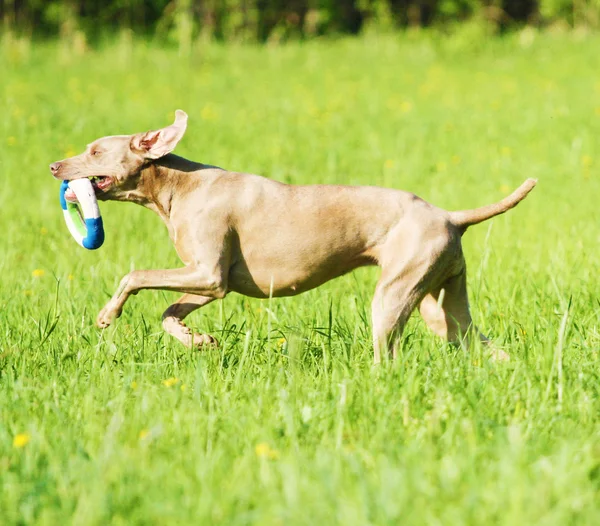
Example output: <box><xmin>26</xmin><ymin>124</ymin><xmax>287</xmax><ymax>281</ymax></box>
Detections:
<box><xmin>59</xmin><ymin>179</ymin><xmax>105</xmax><ymax>250</ymax></box>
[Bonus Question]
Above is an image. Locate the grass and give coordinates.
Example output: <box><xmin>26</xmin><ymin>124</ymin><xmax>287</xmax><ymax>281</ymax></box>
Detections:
<box><xmin>1</xmin><ymin>30</ymin><xmax>599</xmax><ymax>524</ymax></box>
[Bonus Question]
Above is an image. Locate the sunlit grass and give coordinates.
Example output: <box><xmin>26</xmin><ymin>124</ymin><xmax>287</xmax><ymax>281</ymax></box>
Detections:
<box><xmin>0</xmin><ymin>32</ymin><xmax>599</xmax><ymax>524</ymax></box>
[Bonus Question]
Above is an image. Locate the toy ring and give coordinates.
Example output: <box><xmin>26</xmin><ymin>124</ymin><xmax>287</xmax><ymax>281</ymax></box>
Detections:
<box><xmin>59</xmin><ymin>179</ymin><xmax>105</xmax><ymax>250</ymax></box>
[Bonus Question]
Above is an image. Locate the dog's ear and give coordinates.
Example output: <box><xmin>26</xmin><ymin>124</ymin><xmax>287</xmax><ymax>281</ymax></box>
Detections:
<box><xmin>131</xmin><ymin>110</ymin><xmax>188</xmax><ymax>159</ymax></box>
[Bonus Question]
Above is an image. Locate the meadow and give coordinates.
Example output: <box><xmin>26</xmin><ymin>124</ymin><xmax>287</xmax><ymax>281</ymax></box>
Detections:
<box><xmin>0</xmin><ymin>29</ymin><xmax>599</xmax><ymax>524</ymax></box>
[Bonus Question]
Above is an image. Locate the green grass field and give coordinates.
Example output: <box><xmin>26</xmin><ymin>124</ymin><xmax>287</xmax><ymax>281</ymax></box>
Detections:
<box><xmin>1</xmin><ymin>30</ymin><xmax>599</xmax><ymax>524</ymax></box>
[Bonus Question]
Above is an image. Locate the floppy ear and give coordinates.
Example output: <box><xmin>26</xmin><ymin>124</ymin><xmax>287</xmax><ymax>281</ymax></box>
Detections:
<box><xmin>131</xmin><ymin>110</ymin><xmax>188</xmax><ymax>159</ymax></box>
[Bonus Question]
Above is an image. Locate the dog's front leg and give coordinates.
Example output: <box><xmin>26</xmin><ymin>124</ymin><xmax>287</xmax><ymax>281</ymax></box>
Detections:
<box><xmin>96</xmin><ymin>265</ymin><xmax>228</xmax><ymax>328</ymax></box>
<box><xmin>162</xmin><ymin>294</ymin><xmax>220</xmax><ymax>349</ymax></box>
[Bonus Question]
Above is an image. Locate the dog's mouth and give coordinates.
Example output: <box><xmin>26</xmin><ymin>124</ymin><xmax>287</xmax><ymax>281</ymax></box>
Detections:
<box><xmin>65</xmin><ymin>176</ymin><xmax>113</xmax><ymax>202</ymax></box>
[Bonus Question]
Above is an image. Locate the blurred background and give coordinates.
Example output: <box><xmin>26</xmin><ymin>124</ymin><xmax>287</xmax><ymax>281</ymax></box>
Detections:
<box><xmin>1</xmin><ymin>0</ymin><xmax>599</xmax><ymax>46</ymax></box>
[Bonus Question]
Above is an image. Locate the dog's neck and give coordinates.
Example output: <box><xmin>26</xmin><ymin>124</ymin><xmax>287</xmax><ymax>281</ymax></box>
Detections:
<box><xmin>128</xmin><ymin>154</ymin><xmax>207</xmax><ymax>224</ymax></box>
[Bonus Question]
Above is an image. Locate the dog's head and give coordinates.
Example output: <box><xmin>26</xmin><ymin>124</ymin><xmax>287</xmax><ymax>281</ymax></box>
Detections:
<box><xmin>49</xmin><ymin>110</ymin><xmax>188</xmax><ymax>201</ymax></box>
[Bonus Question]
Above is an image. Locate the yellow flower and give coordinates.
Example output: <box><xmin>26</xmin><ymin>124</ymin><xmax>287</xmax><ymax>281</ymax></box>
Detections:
<box><xmin>581</xmin><ymin>155</ymin><xmax>593</xmax><ymax>168</ymax></box>
<box><xmin>67</xmin><ymin>274</ymin><xmax>74</xmax><ymax>281</ymax></box>
<box><xmin>595</xmin><ymin>107</ymin><xmax>600</xmax><ymax>116</ymax></box>
<box><xmin>139</xmin><ymin>429</ymin><xmax>149</xmax><ymax>440</ymax></box>
<box><xmin>32</xmin><ymin>269</ymin><xmax>45</xmax><ymax>278</ymax></box>
<box><xmin>24</xmin><ymin>290</ymin><xmax>33</xmax><ymax>296</ymax></box>
<box><xmin>384</xmin><ymin>159</ymin><xmax>395</xmax><ymax>170</ymax></box>
<box><xmin>400</xmin><ymin>101</ymin><xmax>413</xmax><ymax>113</ymax></box>
<box><xmin>501</xmin><ymin>146</ymin><xmax>511</xmax><ymax>157</ymax></box>
<box><xmin>13</xmin><ymin>433</ymin><xmax>30</xmax><ymax>448</ymax></box>
<box><xmin>500</xmin><ymin>184</ymin><xmax>511</xmax><ymax>194</ymax></box>
<box><xmin>277</xmin><ymin>338</ymin><xmax>286</xmax><ymax>347</ymax></box>
<box><xmin>162</xmin><ymin>377</ymin><xmax>179</xmax><ymax>387</ymax></box>
<box><xmin>7</xmin><ymin>136</ymin><xmax>16</xmax><ymax>146</ymax></box>
<box><xmin>131</xmin><ymin>381</ymin><xmax>138</xmax><ymax>390</ymax></box>
<box><xmin>201</xmin><ymin>104</ymin><xmax>218</xmax><ymax>121</ymax></box>
<box><xmin>255</xmin><ymin>442</ymin><xmax>279</xmax><ymax>459</ymax></box>
<box><xmin>64</xmin><ymin>148</ymin><xmax>76</xmax><ymax>158</ymax></box>
<box><xmin>40</xmin><ymin>227</ymin><xmax>48</xmax><ymax>235</ymax></box>
<box><xmin>180</xmin><ymin>383</ymin><xmax>187</xmax><ymax>392</ymax></box>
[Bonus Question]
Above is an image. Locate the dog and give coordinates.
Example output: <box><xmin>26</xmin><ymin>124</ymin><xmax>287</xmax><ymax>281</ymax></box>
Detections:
<box><xmin>50</xmin><ymin>110</ymin><xmax>536</xmax><ymax>362</ymax></box>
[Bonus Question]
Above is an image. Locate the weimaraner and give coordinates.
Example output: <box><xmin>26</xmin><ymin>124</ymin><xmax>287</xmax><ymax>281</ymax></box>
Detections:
<box><xmin>50</xmin><ymin>110</ymin><xmax>536</xmax><ymax>362</ymax></box>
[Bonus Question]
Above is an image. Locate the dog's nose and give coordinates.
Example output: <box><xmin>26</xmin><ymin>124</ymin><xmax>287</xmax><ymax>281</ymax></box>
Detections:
<box><xmin>49</xmin><ymin>162</ymin><xmax>62</xmax><ymax>175</ymax></box>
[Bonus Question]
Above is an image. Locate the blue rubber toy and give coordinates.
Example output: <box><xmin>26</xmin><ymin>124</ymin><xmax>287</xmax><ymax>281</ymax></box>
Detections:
<box><xmin>59</xmin><ymin>179</ymin><xmax>104</xmax><ymax>250</ymax></box>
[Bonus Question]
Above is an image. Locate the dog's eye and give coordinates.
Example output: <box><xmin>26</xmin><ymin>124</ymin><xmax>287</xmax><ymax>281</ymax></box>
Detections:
<box><xmin>91</xmin><ymin>150</ymin><xmax>101</xmax><ymax>157</ymax></box>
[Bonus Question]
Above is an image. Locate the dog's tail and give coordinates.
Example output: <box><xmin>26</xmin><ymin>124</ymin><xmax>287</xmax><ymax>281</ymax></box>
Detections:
<box><xmin>448</xmin><ymin>178</ymin><xmax>537</xmax><ymax>232</ymax></box>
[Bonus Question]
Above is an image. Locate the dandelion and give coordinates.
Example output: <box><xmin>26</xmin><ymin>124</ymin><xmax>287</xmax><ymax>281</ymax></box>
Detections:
<box><xmin>501</xmin><ymin>146</ymin><xmax>511</xmax><ymax>157</ymax></box>
<box><xmin>201</xmin><ymin>104</ymin><xmax>218</xmax><ymax>121</ymax></box>
<box><xmin>595</xmin><ymin>107</ymin><xmax>600</xmax><ymax>116</ymax></box>
<box><xmin>24</xmin><ymin>290</ymin><xmax>33</xmax><ymax>296</ymax></box>
<box><xmin>162</xmin><ymin>377</ymin><xmax>180</xmax><ymax>387</ymax></box>
<box><xmin>40</xmin><ymin>227</ymin><xmax>48</xmax><ymax>235</ymax></box>
<box><xmin>13</xmin><ymin>433</ymin><xmax>30</xmax><ymax>448</ymax></box>
<box><xmin>500</xmin><ymin>184</ymin><xmax>511</xmax><ymax>194</ymax></box>
<box><xmin>139</xmin><ymin>429</ymin><xmax>149</xmax><ymax>440</ymax></box>
<box><xmin>400</xmin><ymin>101</ymin><xmax>413</xmax><ymax>113</ymax></box>
<box><xmin>7</xmin><ymin>136</ymin><xmax>16</xmax><ymax>146</ymax></box>
<box><xmin>255</xmin><ymin>442</ymin><xmax>279</xmax><ymax>460</ymax></box>
<box><xmin>131</xmin><ymin>381</ymin><xmax>138</xmax><ymax>390</ymax></box>
<box><xmin>64</xmin><ymin>148</ymin><xmax>76</xmax><ymax>158</ymax></box>
<box><xmin>384</xmin><ymin>159</ymin><xmax>395</xmax><ymax>170</ymax></box>
<box><xmin>581</xmin><ymin>155</ymin><xmax>593</xmax><ymax>168</ymax></box>
<box><xmin>32</xmin><ymin>269</ymin><xmax>45</xmax><ymax>278</ymax></box>
<box><xmin>68</xmin><ymin>274</ymin><xmax>74</xmax><ymax>281</ymax></box>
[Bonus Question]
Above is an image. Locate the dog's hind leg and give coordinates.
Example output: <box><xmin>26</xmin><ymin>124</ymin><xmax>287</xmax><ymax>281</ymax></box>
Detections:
<box><xmin>371</xmin><ymin>274</ymin><xmax>429</xmax><ymax>364</ymax></box>
<box><xmin>371</xmin><ymin>230</ymin><xmax>452</xmax><ymax>364</ymax></box>
<box><xmin>418</xmin><ymin>270</ymin><xmax>509</xmax><ymax>361</ymax></box>
<box><xmin>162</xmin><ymin>294</ymin><xmax>219</xmax><ymax>349</ymax></box>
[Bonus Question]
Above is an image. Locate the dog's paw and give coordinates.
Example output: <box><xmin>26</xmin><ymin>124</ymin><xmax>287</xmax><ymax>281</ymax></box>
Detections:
<box><xmin>96</xmin><ymin>305</ymin><xmax>121</xmax><ymax>328</ymax></box>
<box><xmin>488</xmin><ymin>346</ymin><xmax>510</xmax><ymax>362</ymax></box>
<box><xmin>96</xmin><ymin>311</ymin><xmax>113</xmax><ymax>328</ymax></box>
<box><xmin>190</xmin><ymin>333</ymin><xmax>219</xmax><ymax>350</ymax></box>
